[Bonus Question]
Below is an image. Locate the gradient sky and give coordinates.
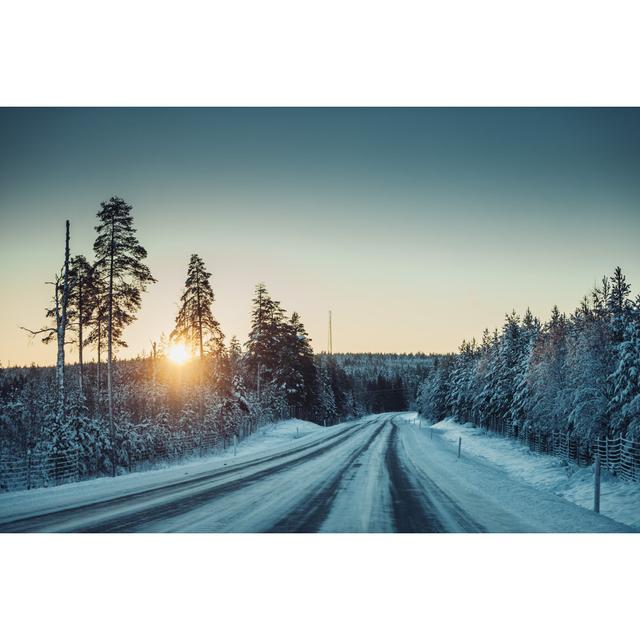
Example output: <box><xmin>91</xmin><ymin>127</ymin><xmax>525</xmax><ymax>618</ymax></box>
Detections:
<box><xmin>1</xmin><ymin>108</ymin><xmax>639</xmax><ymax>366</ymax></box>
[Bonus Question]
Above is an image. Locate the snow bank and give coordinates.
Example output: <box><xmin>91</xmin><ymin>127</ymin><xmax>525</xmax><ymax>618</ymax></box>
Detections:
<box><xmin>0</xmin><ymin>418</ymin><xmax>326</xmax><ymax>524</ymax></box>
<box><xmin>427</xmin><ymin>416</ymin><xmax>640</xmax><ymax>529</ymax></box>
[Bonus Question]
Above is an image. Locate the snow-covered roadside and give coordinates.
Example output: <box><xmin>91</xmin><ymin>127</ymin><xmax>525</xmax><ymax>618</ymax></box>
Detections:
<box><xmin>0</xmin><ymin>417</ymin><xmax>342</xmax><ymax>524</ymax></box>
<box><xmin>409</xmin><ymin>414</ymin><xmax>640</xmax><ymax>529</ymax></box>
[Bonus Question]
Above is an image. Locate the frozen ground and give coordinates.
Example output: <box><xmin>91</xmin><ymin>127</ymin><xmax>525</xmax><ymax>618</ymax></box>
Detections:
<box><xmin>424</xmin><ymin>415</ymin><xmax>640</xmax><ymax>529</ymax></box>
<box><xmin>0</xmin><ymin>413</ymin><xmax>635</xmax><ymax>532</ymax></box>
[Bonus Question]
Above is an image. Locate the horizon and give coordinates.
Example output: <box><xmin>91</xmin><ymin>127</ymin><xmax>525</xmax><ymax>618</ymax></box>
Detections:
<box><xmin>1</xmin><ymin>107</ymin><xmax>640</xmax><ymax>366</ymax></box>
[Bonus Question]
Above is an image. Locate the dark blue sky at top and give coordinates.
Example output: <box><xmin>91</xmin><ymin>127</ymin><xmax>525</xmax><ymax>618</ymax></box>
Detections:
<box><xmin>2</xmin><ymin>108</ymin><xmax>639</xmax><ymax>215</ymax></box>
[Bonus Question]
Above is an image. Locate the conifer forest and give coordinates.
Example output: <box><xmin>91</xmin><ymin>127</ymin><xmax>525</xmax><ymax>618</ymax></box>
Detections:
<box><xmin>0</xmin><ymin>197</ymin><xmax>429</xmax><ymax>483</ymax></box>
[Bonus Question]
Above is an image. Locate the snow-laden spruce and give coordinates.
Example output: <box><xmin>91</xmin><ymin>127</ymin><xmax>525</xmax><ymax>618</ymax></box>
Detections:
<box><xmin>417</xmin><ymin>267</ymin><xmax>640</xmax><ymax>447</ymax></box>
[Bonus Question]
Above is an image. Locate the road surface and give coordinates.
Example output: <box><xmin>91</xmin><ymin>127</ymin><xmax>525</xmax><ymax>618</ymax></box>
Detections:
<box><xmin>0</xmin><ymin>414</ymin><xmax>632</xmax><ymax>532</ymax></box>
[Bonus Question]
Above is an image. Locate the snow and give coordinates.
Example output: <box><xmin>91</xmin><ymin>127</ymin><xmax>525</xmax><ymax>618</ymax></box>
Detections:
<box><xmin>1</xmin><ymin>413</ymin><xmax>636</xmax><ymax>532</ymax></box>
<box><xmin>0</xmin><ymin>417</ymin><xmax>333</xmax><ymax>525</ymax></box>
<box><xmin>414</xmin><ymin>414</ymin><xmax>640</xmax><ymax>529</ymax></box>
<box><xmin>142</xmin><ymin>415</ymin><xmax>389</xmax><ymax>533</ymax></box>
<box><xmin>390</xmin><ymin>413</ymin><xmax>635</xmax><ymax>532</ymax></box>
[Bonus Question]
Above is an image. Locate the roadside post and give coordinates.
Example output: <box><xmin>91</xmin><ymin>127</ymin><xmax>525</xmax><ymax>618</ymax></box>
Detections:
<box><xmin>457</xmin><ymin>437</ymin><xmax>462</xmax><ymax>460</ymax></box>
<box><xmin>26</xmin><ymin>449</ymin><xmax>32</xmax><ymax>491</ymax></box>
<box><xmin>233</xmin><ymin>434</ymin><xmax>237</xmax><ymax>457</ymax></box>
<box><xmin>594</xmin><ymin>453</ymin><xmax>601</xmax><ymax>513</ymax></box>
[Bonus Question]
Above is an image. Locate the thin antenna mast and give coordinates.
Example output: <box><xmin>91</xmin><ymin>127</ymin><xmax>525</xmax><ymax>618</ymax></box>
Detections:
<box><xmin>328</xmin><ymin>310</ymin><xmax>333</xmax><ymax>355</ymax></box>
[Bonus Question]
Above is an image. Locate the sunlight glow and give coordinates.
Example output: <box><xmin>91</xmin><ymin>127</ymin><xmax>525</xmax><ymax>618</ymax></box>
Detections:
<box><xmin>168</xmin><ymin>343</ymin><xmax>190</xmax><ymax>365</ymax></box>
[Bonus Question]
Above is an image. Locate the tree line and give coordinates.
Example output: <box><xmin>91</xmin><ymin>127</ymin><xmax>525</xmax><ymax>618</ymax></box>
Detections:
<box><xmin>416</xmin><ymin>267</ymin><xmax>640</xmax><ymax>446</ymax></box>
<box><xmin>1</xmin><ymin>196</ymin><xmax>421</xmax><ymax>480</ymax></box>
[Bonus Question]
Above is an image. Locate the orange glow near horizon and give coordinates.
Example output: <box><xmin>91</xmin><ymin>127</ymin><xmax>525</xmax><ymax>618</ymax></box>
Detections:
<box><xmin>167</xmin><ymin>343</ymin><xmax>190</xmax><ymax>365</ymax></box>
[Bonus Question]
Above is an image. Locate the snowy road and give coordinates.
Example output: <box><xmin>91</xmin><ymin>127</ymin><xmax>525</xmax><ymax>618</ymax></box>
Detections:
<box><xmin>0</xmin><ymin>414</ymin><xmax>633</xmax><ymax>532</ymax></box>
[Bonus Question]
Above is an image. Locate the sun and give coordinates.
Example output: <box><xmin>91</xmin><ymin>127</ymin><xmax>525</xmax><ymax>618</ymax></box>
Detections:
<box><xmin>168</xmin><ymin>342</ymin><xmax>190</xmax><ymax>365</ymax></box>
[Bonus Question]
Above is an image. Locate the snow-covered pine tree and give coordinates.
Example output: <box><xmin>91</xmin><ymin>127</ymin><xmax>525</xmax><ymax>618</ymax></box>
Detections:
<box><xmin>68</xmin><ymin>254</ymin><xmax>98</xmax><ymax>397</ymax></box>
<box><xmin>608</xmin><ymin>266</ymin><xmax>632</xmax><ymax>343</ymax></box>
<box><xmin>171</xmin><ymin>254</ymin><xmax>224</xmax><ymax>361</ymax></box>
<box><xmin>226</xmin><ymin>336</ymin><xmax>247</xmax><ymax>399</ymax></box>
<box><xmin>473</xmin><ymin>328</ymin><xmax>501</xmax><ymax>424</ymax></box>
<box><xmin>527</xmin><ymin>305</ymin><xmax>571</xmax><ymax>432</ymax></box>
<box><xmin>592</xmin><ymin>276</ymin><xmax>611</xmax><ymax>319</ymax></box>
<box><xmin>446</xmin><ymin>339</ymin><xmax>477</xmax><ymax>422</ymax></box>
<box><xmin>470</xmin><ymin>329</ymin><xmax>494</xmax><ymax>424</ymax></box>
<box><xmin>565</xmin><ymin>296</ymin><xmax>610</xmax><ymax>443</ymax></box>
<box><xmin>509</xmin><ymin>308</ymin><xmax>540</xmax><ymax>431</ymax></box>
<box><xmin>315</xmin><ymin>357</ymin><xmax>337</xmax><ymax>425</ymax></box>
<box><xmin>608</xmin><ymin>294</ymin><xmax>640</xmax><ymax>437</ymax></box>
<box><xmin>228</xmin><ymin>336</ymin><xmax>242</xmax><ymax>375</ymax></box>
<box><xmin>488</xmin><ymin>311</ymin><xmax>524</xmax><ymax>424</ymax></box>
<box><xmin>93</xmin><ymin>196</ymin><xmax>155</xmax><ymax>474</ymax></box>
<box><xmin>289</xmin><ymin>312</ymin><xmax>317</xmax><ymax>412</ymax></box>
<box><xmin>274</xmin><ymin>312</ymin><xmax>317</xmax><ymax>413</ymax></box>
<box><xmin>416</xmin><ymin>355</ymin><xmax>454</xmax><ymax>422</ymax></box>
<box><xmin>244</xmin><ymin>283</ymin><xmax>286</xmax><ymax>399</ymax></box>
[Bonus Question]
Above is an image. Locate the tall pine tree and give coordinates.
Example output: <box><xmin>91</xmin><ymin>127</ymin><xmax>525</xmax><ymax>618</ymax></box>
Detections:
<box><xmin>608</xmin><ymin>266</ymin><xmax>632</xmax><ymax>343</ymax></box>
<box><xmin>244</xmin><ymin>283</ymin><xmax>285</xmax><ymax>398</ymax></box>
<box><xmin>276</xmin><ymin>312</ymin><xmax>317</xmax><ymax>412</ymax></box>
<box><xmin>93</xmin><ymin>196</ymin><xmax>155</xmax><ymax>473</ymax></box>
<box><xmin>171</xmin><ymin>254</ymin><xmax>224</xmax><ymax>360</ymax></box>
<box><xmin>609</xmin><ymin>294</ymin><xmax>640</xmax><ymax>436</ymax></box>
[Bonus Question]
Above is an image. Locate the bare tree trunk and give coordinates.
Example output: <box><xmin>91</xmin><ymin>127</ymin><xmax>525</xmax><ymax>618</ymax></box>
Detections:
<box><xmin>197</xmin><ymin>268</ymin><xmax>204</xmax><ymax>361</ymax></box>
<box><xmin>78</xmin><ymin>278</ymin><xmax>84</xmax><ymax>397</ymax></box>
<box><xmin>54</xmin><ymin>279</ymin><xmax>63</xmax><ymax>402</ymax></box>
<box><xmin>97</xmin><ymin>316</ymin><xmax>101</xmax><ymax>397</ymax></box>
<box><xmin>56</xmin><ymin>220</ymin><xmax>71</xmax><ymax>420</ymax></box>
<box><xmin>196</xmin><ymin>272</ymin><xmax>205</xmax><ymax>414</ymax></box>
<box><xmin>257</xmin><ymin>288</ymin><xmax>262</xmax><ymax>401</ymax></box>
<box><xmin>107</xmin><ymin>218</ymin><xmax>116</xmax><ymax>476</ymax></box>
<box><xmin>257</xmin><ymin>363</ymin><xmax>261</xmax><ymax>401</ymax></box>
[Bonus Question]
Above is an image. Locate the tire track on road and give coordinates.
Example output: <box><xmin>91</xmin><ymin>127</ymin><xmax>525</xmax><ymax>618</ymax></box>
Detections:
<box><xmin>385</xmin><ymin>421</ymin><xmax>446</xmax><ymax>532</ymax></box>
<box><xmin>386</xmin><ymin>418</ymin><xmax>485</xmax><ymax>532</ymax></box>
<box><xmin>268</xmin><ymin>419</ymin><xmax>390</xmax><ymax>533</ymax></box>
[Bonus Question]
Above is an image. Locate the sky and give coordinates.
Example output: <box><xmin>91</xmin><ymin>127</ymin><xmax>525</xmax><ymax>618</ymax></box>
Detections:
<box><xmin>1</xmin><ymin>107</ymin><xmax>639</xmax><ymax>366</ymax></box>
